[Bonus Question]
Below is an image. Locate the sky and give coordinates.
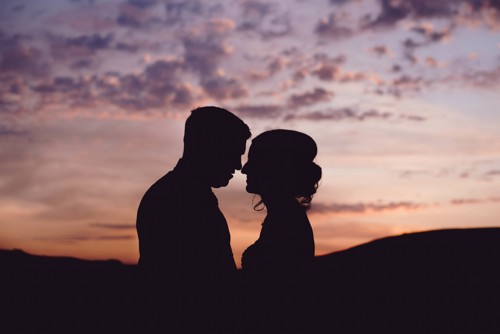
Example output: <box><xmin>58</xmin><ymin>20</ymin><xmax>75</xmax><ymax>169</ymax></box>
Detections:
<box><xmin>1</xmin><ymin>0</ymin><xmax>499</xmax><ymax>266</ymax></box>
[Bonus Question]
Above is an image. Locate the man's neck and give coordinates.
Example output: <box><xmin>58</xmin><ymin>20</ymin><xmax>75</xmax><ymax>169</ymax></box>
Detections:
<box><xmin>175</xmin><ymin>158</ymin><xmax>211</xmax><ymax>188</ymax></box>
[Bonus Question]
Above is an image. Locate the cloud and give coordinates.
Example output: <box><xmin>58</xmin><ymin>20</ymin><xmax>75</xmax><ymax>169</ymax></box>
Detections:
<box><xmin>117</xmin><ymin>2</ymin><xmax>161</xmax><ymax>28</ymax></box>
<box><xmin>311</xmin><ymin>54</ymin><xmax>343</xmax><ymax>81</ymax></box>
<box><xmin>398</xmin><ymin>24</ymin><xmax>454</xmax><ymax>64</ymax></box>
<box><xmin>89</xmin><ymin>223</ymin><xmax>136</xmax><ymax>230</ymax></box>
<box><xmin>182</xmin><ymin>20</ymin><xmax>235</xmax><ymax>76</ymax></box>
<box><xmin>238</xmin><ymin>0</ymin><xmax>272</xmax><ymax>32</ymax></box>
<box><xmin>295</xmin><ymin>53</ymin><xmax>369</xmax><ymax>84</ymax></box>
<box><xmin>424</xmin><ymin>56</ymin><xmax>444</xmax><ymax>68</ymax></box>
<box><xmin>0</xmin><ymin>124</ymin><xmax>28</xmax><ymax>137</ymax></box>
<box><xmin>329</xmin><ymin>0</ymin><xmax>352</xmax><ymax>5</ymax></box>
<box><xmin>114</xmin><ymin>41</ymin><xmax>140</xmax><ymax>53</ymax></box>
<box><xmin>460</xmin><ymin>66</ymin><xmax>500</xmax><ymax>89</ymax></box>
<box><xmin>384</xmin><ymin>1</ymin><xmax>500</xmax><ymax>30</ymax></box>
<box><xmin>287</xmin><ymin>87</ymin><xmax>334</xmax><ymax>108</ymax></box>
<box><xmin>315</xmin><ymin>13</ymin><xmax>353</xmax><ymax>39</ymax></box>
<box><xmin>0</xmin><ymin>32</ymin><xmax>48</xmax><ymax>78</ymax></box>
<box><xmin>484</xmin><ymin>170</ymin><xmax>500</xmax><ymax>177</ymax></box>
<box><xmin>237</xmin><ymin>1</ymin><xmax>292</xmax><ymax>39</ymax></box>
<box><xmin>285</xmin><ymin>108</ymin><xmax>389</xmax><ymax>122</ymax></box>
<box><xmin>126</xmin><ymin>0</ymin><xmax>159</xmax><ymax>9</ymax></box>
<box><xmin>64</xmin><ymin>33</ymin><xmax>114</xmax><ymax>51</ymax></box>
<box><xmin>233</xmin><ymin>104</ymin><xmax>282</xmax><ymax>118</ymax></box>
<box><xmin>200</xmin><ymin>75</ymin><xmax>247</xmax><ymax>99</ymax></box>
<box><xmin>21</xmin><ymin>58</ymin><xmax>195</xmax><ymax>114</ymax></box>
<box><xmin>373</xmin><ymin>63</ymin><xmax>500</xmax><ymax>98</ymax></box>
<box><xmin>245</xmin><ymin>55</ymin><xmax>288</xmax><ymax>81</ymax></box>
<box><xmin>367</xmin><ymin>1</ymin><xmax>454</xmax><ymax>29</ymax></box>
<box><xmin>311</xmin><ymin>200</ymin><xmax>427</xmax><ymax>214</ymax></box>
<box><xmin>411</xmin><ymin>24</ymin><xmax>452</xmax><ymax>44</ymax></box>
<box><xmin>180</xmin><ymin>18</ymin><xmax>243</xmax><ymax>99</ymax></box>
<box><xmin>284</xmin><ymin>107</ymin><xmax>425</xmax><ymax>122</ymax></box>
<box><xmin>368</xmin><ymin>45</ymin><xmax>391</xmax><ymax>57</ymax></box>
<box><xmin>397</xmin><ymin>165</ymin><xmax>500</xmax><ymax>181</ymax></box>
<box><xmin>383</xmin><ymin>74</ymin><xmax>427</xmax><ymax>98</ymax></box>
<box><xmin>47</xmin><ymin>32</ymin><xmax>147</xmax><ymax>63</ymax></box>
<box><xmin>69</xmin><ymin>0</ymin><xmax>96</xmax><ymax>3</ymax></box>
<box><xmin>450</xmin><ymin>197</ymin><xmax>500</xmax><ymax>205</ymax></box>
<box><xmin>164</xmin><ymin>0</ymin><xmax>213</xmax><ymax>26</ymax></box>
<box><xmin>312</xmin><ymin>65</ymin><xmax>366</xmax><ymax>83</ymax></box>
<box><xmin>97</xmin><ymin>60</ymin><xmax>194</xmax><ymax>110</ymax></box>
<box><xmin>0</xmin><ymin>13</ymin><xmax>251</xmax><ymax>116</ymax></box>
<box><xmin>36</xmin><ymin>235</ymin><xmax>135</xmax><ymax>243</ymax></box>
<box><xmin>69</xmin><ymin>59</ymin><xmax>98</xmax><ymax>70</ymax></box>
<box><xmin>47</xmin><ymin>33</ymin><xmax>114</xmax><ymax>61</ymax></box>
<box><xmin>11</xmin><ymin>4</ymin><xmax>26</xmax><ymax>12</ymax></box>
<box><xmin>324</xmin><ymin>0</ymin><xmax>500</xmax><ymax>42</ymax></box>
<box><xmin>399</xmin><ymin>114</ymin><xmax>426</xmax><ymax>121</ymax></box>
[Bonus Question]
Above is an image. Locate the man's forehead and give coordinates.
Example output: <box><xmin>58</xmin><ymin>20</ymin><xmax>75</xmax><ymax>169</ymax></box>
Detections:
<box><xmin>212</xmin><ymin>138</ymin><xmax>247</xmax><ymax>153</ymax></box>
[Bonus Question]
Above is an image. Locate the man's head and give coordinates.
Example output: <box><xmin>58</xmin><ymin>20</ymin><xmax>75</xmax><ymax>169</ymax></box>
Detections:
<box><xmin>183</xmin><ymin>106</ymin><xmax>251</xmax><ymax>188</ymax></box>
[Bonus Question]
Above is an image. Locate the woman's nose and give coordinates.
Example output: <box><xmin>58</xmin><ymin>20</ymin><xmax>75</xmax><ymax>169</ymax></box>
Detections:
<box><xmin>241</xmin><ymin>163</ymin><xmax>248</xmax><ymax>174</ymax></box>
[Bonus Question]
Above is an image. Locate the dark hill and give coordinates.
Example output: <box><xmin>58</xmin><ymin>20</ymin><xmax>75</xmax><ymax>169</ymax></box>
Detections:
<box><xmin>1</xmin><ymin>249</ymin><xmax>138</xmax><ymax>334</ymax></box>
<box><xmin>2</xmin><ymin>228</ymin><xmax>500</xmax><ymax>333</ymax></box>
<box><xmin>310</xmin><ymin>228</ymin><xmax>500</xmax><ymax>333</ymax></box>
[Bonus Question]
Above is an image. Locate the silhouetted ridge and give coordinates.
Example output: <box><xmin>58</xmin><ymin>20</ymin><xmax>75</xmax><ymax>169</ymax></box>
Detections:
<box><xmin>310</xmin><ymin>228</ymin><xmax>500</xmax><ymax>334</ymax></box>
<box><xmin>1</xmin><ymin>249</ymin><xmax>137</xmax><ymax>334</ymax></box>
<box><xmin>2</xmin><ymin>228</ymin><xmax>499</xmax><ymax>334</ymax></box>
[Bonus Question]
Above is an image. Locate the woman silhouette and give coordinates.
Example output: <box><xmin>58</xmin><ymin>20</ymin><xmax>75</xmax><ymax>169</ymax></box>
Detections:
<box><xmin>241</xmin><ymin>129</ymin><xmax>322</xmax><ymax>274</ymax></box>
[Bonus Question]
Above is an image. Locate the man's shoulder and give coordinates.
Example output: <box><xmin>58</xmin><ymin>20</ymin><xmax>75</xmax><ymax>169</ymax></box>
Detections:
<box><xmin>139</xmin><ymin>171</ymin><xmax>180</xmax><ymax>205</ymax></box>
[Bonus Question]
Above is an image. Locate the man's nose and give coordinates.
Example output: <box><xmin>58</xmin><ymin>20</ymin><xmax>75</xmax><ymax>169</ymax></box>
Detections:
<box><xmin>241</xmin><ymin>162</ymin><xmax>247</xmax><ymax>174</ymax></box>
<box><xmin>234</xmin><ymin>158</ymin><xmax>242</xmax><ymax>171</ymax></box>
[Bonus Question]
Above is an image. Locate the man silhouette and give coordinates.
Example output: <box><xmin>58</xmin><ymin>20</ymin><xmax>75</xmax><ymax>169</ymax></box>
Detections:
<box><xmin>136</xmin><ymin>106</ymin><xmax>251</xmax><ymax>332</ymax></box>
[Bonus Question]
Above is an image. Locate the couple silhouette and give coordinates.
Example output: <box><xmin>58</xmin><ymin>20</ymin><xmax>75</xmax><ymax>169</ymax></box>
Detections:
<box><xmin>136</xmin><ymin>106</ymin><xmax>321</xmax><ymax>333</ymax></box>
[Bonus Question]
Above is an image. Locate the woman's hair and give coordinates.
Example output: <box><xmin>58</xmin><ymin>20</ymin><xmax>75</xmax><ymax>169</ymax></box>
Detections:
<box><xmin>294</xmin><ymin>161</ymin><xmax>322</xmax><ymax>207</ymax></box>
<box><xmin>250</xmin><ymin>129</ymin><xmax>322</xmax><ymax>210</ymax></box>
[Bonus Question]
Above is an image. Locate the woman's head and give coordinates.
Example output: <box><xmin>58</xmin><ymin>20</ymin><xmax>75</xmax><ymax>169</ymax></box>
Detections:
<box><xmin>241</xmin><ymin>129</ymin><xmax>322</xmax><ymax>207</ymax></box>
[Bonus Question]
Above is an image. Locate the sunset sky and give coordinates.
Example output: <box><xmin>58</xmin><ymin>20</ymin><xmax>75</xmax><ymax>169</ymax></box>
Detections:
<box><xmin>1</xmin><ymin>0</ymin><xmax>499</xmax><ymax>266</ymax></box>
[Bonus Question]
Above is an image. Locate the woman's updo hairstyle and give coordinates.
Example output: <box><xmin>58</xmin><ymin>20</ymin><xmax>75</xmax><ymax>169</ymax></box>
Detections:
<box><xmin>251</xmin><ymin>129</ymin><xmax>322</xmax><ymax>208</ymax></box>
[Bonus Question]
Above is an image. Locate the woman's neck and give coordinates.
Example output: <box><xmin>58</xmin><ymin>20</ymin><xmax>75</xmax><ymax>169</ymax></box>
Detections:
<box><xmin>262</xmin><ymin>195</ymin><xmax>299</xmax><ymax>214</ymax></box>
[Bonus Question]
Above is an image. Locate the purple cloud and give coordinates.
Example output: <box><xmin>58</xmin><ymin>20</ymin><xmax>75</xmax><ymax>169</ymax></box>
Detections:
<box><xmin>315</xmin><ymin>13</ymin><xmax>353</xmax><ymax>39</ymax></box>
<box><xmin>233</xmin><ymin>104</ymin><xmax>282</xmax><ymax>118</ymax></box>
<box><xmin>461</xmin><ymin>66</ymin><xmax>500</xmax><ymax>89</ymax></box>
<box><xmin>89</xmin><ymin>223</ymin><xmax>136</xmax><ymax>230</ymax></box>
<box><xmin>0</xmin><ymin>124</ymin><xmax>28</xmax><ymax>137</ymax></box>
<box><xmin>311</xmin><ymin>200</ymin><xmax>426</xmax><ymax>214</ymax></box>
<box><xmin>287</xmin><ymin>87</ymin><xmax>334</xmax><ymax>108</ymax></box>
<box><xmin>0</xmin><ymin>32</ymin><xmax>48</xmax><ymax>78</ymax></box>
<box><xmin>368</xmin><ymin>45</ymin><xmax>390</xmax><ymax>57</ymax></box>
<box><xmin>200</xmin><ymin>75</ymin><xmax>247</xmax><ymax>100</ymax></box>
<box><xmin>366</xmin><ymin>0</ymin><xmax>454</xmax><ymax>29</ymax></box>
<box><xmin>284</xmin><ymin>107</ymin><xmax>425</xmax><ymax>122</ymax></box>
<box><xmin>117</xmin><ymin>2</ymin><xmax>160</xmax><ymax>28</ymax></box>
<box><xmin>127</xmin><ymin>0</ymin><xmax>158</xmax><ymax>9</ymax></box>
<box><xmin>238</xmin><ymin>0</ymin><xmax>274</xmax><ymax>32</ymax></box>
<box><xmin>237</xmin><ymin>1</ymin><xmax>292</xmax><ymax>39</ymax></box>
<box><xmin>24</xmin><ymin>58</ymin><xmax>195</xmax><ymax>113</ymax></box>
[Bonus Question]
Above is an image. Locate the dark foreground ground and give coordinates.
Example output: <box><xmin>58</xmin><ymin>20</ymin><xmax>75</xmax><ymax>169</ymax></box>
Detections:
<box><xmin>2</xmin><ymin>228</ymin><xmax>500</xmax><ymax>333</ymax></box>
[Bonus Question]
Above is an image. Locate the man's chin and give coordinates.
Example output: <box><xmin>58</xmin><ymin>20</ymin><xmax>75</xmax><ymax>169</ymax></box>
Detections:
<box><xmin>245</xmin><ymin>185</ymin><xmax>256</xmax><ymax>194</ymax></box>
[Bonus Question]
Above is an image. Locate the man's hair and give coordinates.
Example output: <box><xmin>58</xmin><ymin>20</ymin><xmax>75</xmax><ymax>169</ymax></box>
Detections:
<box><xmin>183</xmin><ymin>106</ymin><xmax>251</xmax><ymax>153</ymax></box>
